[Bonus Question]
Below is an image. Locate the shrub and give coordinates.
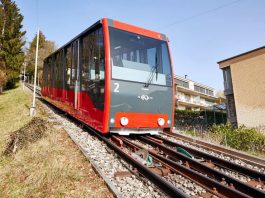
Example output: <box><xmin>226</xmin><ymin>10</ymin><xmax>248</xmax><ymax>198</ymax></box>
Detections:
<box><xmin>211</xmin><ymin>124</ymin><xmax>265</xmax><ymax>153</ymax></box>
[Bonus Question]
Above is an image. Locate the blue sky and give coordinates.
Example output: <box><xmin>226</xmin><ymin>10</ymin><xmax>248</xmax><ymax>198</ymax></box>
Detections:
<box><xmin>15</xmin><ymin>0</ymin><xmax>265</xmax><ymax>90</ymax></box>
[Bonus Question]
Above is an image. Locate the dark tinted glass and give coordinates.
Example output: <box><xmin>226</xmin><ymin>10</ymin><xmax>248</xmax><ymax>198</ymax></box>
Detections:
<box><xmin>109</xmin><ymin>28</ymin><xmax>172</xmax><ymax>86</ymax></box>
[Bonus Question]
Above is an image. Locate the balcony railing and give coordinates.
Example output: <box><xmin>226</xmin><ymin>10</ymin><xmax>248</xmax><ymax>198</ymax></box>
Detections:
<box><xmin>177</xmin><ymin>97</ymin><xmax>215</xmax><ymax>107</ymax></box>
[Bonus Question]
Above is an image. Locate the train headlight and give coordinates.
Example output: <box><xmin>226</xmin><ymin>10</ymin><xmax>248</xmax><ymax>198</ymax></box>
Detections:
<box><xmin>120</xmin><ymin>117</ymin><xmax>129</xmax><ymax>126</ymax></box>
<box><xmin>167</xmin><ymin>120</ymin><xmax>171</xmax><ymax>125</ymax></box>
<box><xmin>157</xmin><ymin>118</ymin><xmax>165</xmax><ymax>126</ymax></box>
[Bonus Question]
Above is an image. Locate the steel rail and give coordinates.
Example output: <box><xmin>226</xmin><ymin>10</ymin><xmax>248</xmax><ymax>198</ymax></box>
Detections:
<box><xmin>156</xmin><ymin>135</ymin><xmax>265</xmax><ymax>181</ymax></box>
<box><xmin>120</xmin><ymin>137</ymin><xmax>251</xmax><ymax>198</ymax></box>
<box><xmin>164</xmin><ymin>132</ymin><xmax>265</xmax><ymax>169</ymax></box>
<box><xmin>140</xmin><ymin>136</ymin><xmax>265</xmax><ymax>198</ymax></box>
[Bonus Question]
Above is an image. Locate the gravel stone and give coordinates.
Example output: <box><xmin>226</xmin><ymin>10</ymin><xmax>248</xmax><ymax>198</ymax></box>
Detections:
<box><xmin>40</xmin><ymin>102</ymin><xmax>166</xmax><ymax>198</ymax></box>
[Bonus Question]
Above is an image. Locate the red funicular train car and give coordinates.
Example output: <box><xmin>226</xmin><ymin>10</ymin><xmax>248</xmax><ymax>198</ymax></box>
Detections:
<box><xmin>42</xmin><ymin>18</ymin><xmax>175</xmax><ymax>135</ymax></box>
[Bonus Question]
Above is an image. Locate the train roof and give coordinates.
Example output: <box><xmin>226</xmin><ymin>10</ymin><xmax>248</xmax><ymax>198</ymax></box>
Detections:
<box><xmin>44</xmin><ymin>18</ymin><xmax>168</xmax><ymax>61</ymax></box>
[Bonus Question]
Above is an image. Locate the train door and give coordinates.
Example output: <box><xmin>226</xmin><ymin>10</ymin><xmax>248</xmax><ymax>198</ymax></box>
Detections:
<box><xmin>65</xmin><ymin>45</ymin><xmax>71</xmax><ymax>103</ymax></box>
<box><xmin>47</xmin><ymin>58</ymin><xmax>51</xmax><ymax>96</ymax></box>
<box><xmin>71</xmin><ymin>40</ymin><xmax>79</xmax><ymax>109</ymax></box>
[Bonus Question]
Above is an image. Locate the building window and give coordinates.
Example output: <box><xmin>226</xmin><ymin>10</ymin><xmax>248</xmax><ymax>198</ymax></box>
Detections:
<box><xmin>184</xmin><ymin>94</ymin><xmax>190</xmax><ymax>102</ymax></box>
<box><xmin>193</xmin><ymin>96</ymin><xmax>200</xmax><ymax>104</ymax></box>
<box><xmin>176</xmin><ymin>79</ymin><xmax>189</xmax><ymax>89</ymax></box>
<box><xmin>223</xmin><ymin>67</ymin><xmax>233</xmax><ymax>92</ymax></box>
<box><xmin>194</xmin><ymin>85</ymin><xmax>214</xmax><ymax>96</ymax></box>
<box><xmin>194</xmin><ymin>85</ymin><xmax>205</xmax><ymax>94</ymax></box>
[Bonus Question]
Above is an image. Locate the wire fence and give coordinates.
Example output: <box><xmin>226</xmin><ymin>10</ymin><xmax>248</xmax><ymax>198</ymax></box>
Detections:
<box><xmin>174</xmin><ymin>109</ymin><xmax>227</xmax><ymax>135</ymax></box>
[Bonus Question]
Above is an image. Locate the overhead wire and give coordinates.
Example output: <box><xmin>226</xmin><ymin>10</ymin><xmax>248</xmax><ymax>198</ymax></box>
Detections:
<box><xmin>161</xmin><ymin>0</ymin><xmax>243</xmax><ymax>30</ymax></box>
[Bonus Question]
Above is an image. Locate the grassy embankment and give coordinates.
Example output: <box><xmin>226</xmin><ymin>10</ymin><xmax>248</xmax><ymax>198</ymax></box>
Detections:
<box><xmin>180</xmin><ymin>125</ymin><xmax>265</xmax><ymax>157</ymax></box>
<box><xmin>0</xmin><ymin>86</ymin><xmax>112</xmax><ymax>197</ymax></box>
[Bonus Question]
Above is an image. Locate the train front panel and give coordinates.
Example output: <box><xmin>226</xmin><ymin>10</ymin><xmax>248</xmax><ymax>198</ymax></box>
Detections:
<box><xmin>105</xmin><ymin>20</ymin><xmax>174</xmax><ymax>135</ymax></box>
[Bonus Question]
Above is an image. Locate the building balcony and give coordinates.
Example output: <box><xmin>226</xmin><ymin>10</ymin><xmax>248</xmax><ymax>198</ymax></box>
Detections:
<box><xmin>177</xmin><ymin>98</ymin><xmax>215</xmax><ymax>108</ymax></box>
<box><xmin>177</xmin><ymin>85</ymin><xmax>218</xmax><ymax>102</ymax></box>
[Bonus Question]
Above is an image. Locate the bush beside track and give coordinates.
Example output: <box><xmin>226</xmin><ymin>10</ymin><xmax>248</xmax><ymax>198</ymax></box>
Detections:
<box><xmin>211</xmin><ymin>124</ymin><xmax>265</xmax><ymax>154</ymax></box>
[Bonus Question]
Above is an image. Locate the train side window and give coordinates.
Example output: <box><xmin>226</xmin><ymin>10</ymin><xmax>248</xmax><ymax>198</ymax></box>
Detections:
<box><xmin>65</xmin><ymin>46</ymin><xmax>71</xmax><ymax>87</ymax></box>
<box><xmin>55</xmin><ymin>53</ymin><xmax>60</xmax><ymax>88</ymax></box>
<box><xmin>52</xmin><ymin>56</ymin><xmax>56</xmax><ymax>88</ymax></box>
<box><xmin>89</xmin><ymin>28</ymin><xmax>105</xmax><ymax>81</ymax></box>
<box><xmin>45</xmin><ymin>61</ymin><xmax>47</xmax><ymax>86</ymax></box>
<box><xmin>80</xmin><ymin>26</ymin><xmax>105</xmax><ymax>110</ymax></box>
<box><xmin>81</xmin><ymin>27</ymin><xmax>104</xmax><ymax>90</ymax></box>
<box><xmin>45</xmin><ymin>61</ymin><xmax>48</xmax><ymax>86</ymax></box>
<box><xmin>50</xmin><ymin>58</ymin><xmax>53</xmax><ymax>87</ymax></box>
<box><xmin>49</xmin><ymin>57</ymin><xmax>54</xmax><ymax>87</ymax></box>
<box><xmin>59</xmin><ymin>50</ymin><xmax>63</xmax><ymax>88</ymax></box>
<box><xmin>43</xmin><ymin>61</ymin><xmax>46</xmax><ymax>87</ymax></box>
<box><xmin>81</xmin><ymin>34</ymin><xmax>91</xmax><ymax>91</ymax></box>
<box><xmin>70</xmin><ymin>41</ymin><xmax>78</xmax><ymax>89</ymax></box>
<box><xmin>89</xmin><ymin>31</ymin><xmax>96</xmax><ymax>80</ymax></box>
<box><xmin>47</xmin><ymin>58</ymin><xmax>50</xmax><ymax>86</ymax></box>
<box><xmin>97</xmin><ymin>28</ymin><xmax>105</xmax><ymax>80</ymax></box>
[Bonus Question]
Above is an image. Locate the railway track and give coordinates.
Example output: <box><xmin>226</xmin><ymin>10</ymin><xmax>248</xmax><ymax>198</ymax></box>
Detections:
<box><xmin>25</xmin><ymin>83</ymin><xmax>265</xmax><ymax>197</ymax></box>
<box><xmin>24</xmin><ymin>83</ymin><xmax>186</xmax><ymax>197</ymax></box>
<box><xmin>164</xmin><ymin>131</ymin><xmax>265</xmax><ymax>169</ymax></box>
<box><xmin>155</xmin><ymin>134</ymin><xmax>265</xmax><ymax>182</ymax></box>
<box><xmin>127</xmin><ymin>135</ymin><xmax>265</xmax><ymax>197</ymax></box>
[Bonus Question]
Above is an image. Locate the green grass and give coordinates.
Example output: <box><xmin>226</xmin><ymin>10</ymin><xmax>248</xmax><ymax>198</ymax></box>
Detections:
<box><xmin>0</xmin><ymin>86</ymin><xmax>32</xmax><ymax>154</ymax></box>
<box><xmin>0</xmin><ymin>85</ymin><xmax>113</xmax><ymax>197</ymax></box>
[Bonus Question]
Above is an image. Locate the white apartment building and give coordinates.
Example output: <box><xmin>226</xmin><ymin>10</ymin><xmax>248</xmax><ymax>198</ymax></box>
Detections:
<box><xmin>175</xmin><ymin>75</ymin><xmax>220</xmax><ymax>111</ymax></box>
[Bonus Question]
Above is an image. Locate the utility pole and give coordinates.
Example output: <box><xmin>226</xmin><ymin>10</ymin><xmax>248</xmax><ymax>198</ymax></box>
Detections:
<box><xmin>30</xmin><ymin>29</ymin><xmax>39</xmax><ymax>117</ymax></box>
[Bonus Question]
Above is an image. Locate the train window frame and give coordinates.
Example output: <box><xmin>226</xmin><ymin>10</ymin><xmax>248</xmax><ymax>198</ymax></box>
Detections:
<box><xmin>80</xmin><ymin>25</ymin><xmax>105</xmax><ymax>92</ymax></box>
<box><xmin>54</xmin><ymin>52</ymin><xmax>60</xmax><ymax>88</ymax></box>
<box><xmin>70</xmin><ymin>40</ymin><xmax>78</xmax><ymax>90</ymax></box>
<box><xmin>65</xmin><ymin>45</ymin><xmax>72</xmax><ymax>89</ymax></box>
<box><xmin>59</xmin><ymin>49</ymin><xmax>64</xmax><ymax>89</ymax></box>
<box><xmin>43</xmin><ymin>60</ymin><xmax>47</xmax><ymax>87</ymax></box>
<box><xmin>47</xmin><ymin>57</ymin><xmax>52</xmax><ymax>87</ymax></box>
<box><xmin>109</xmin><ymin>27</ymin><xmax>172</xmax><ymax>87</ymax></box>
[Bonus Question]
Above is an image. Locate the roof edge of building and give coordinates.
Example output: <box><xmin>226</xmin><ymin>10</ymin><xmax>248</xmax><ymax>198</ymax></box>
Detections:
<box><xmin>217</xmin><ymin>45</ymin><xmax>265</xmax><ymax>68</ymax></box>
<box><xmin>174</xmin><ymin>75</ymin><xmax>216</xmax><ymax>91</ymax></box>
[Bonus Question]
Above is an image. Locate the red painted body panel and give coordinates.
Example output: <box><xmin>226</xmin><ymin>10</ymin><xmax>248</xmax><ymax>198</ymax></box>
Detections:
<box><xmin>102</xmin><ymin>18</ymin><xmax>111</xmax><ymax>133</ymax></box>
<box><xmin>115</xmin><ymin>112</ymin><xmax>168</xmax><ymax>128</ymax></box>
<box><xmin>42</xmin><ymin>86</ymin><xmax>104</xmax><ymax>132</ymax></box>
<box><xmin>166</xmin><ymin>38</ymin><xmax>175</xmax><ymax>130</ymax></box>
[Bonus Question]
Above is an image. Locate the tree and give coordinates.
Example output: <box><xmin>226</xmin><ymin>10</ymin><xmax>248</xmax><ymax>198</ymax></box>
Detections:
<box><xmin>0</xmin><ymin>0</ymin><xmax>26</xmax><ymax>91</ymax></box>
<box><xmin>25</xmin><ymin>31</ymin><xmax>56</xmax><ymax>84</ymax></box>
<box><xmin>0</xmin><ymin>69</ymin><xmax>7</xmax><ymax>93</ymax></box>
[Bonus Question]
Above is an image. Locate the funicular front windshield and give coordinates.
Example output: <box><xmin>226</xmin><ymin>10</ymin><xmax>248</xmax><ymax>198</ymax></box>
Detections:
<box><xmin>109</xmin><ymin>27</ymin><xmax>172</xmax><ymax>86</ymax></box>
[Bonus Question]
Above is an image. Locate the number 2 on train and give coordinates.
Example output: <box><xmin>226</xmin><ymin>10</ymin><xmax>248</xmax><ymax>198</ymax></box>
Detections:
<box><xmin>114</xmin><ymin>83</ymin><xmax>119</xmax><ymax>93</ymax></box>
